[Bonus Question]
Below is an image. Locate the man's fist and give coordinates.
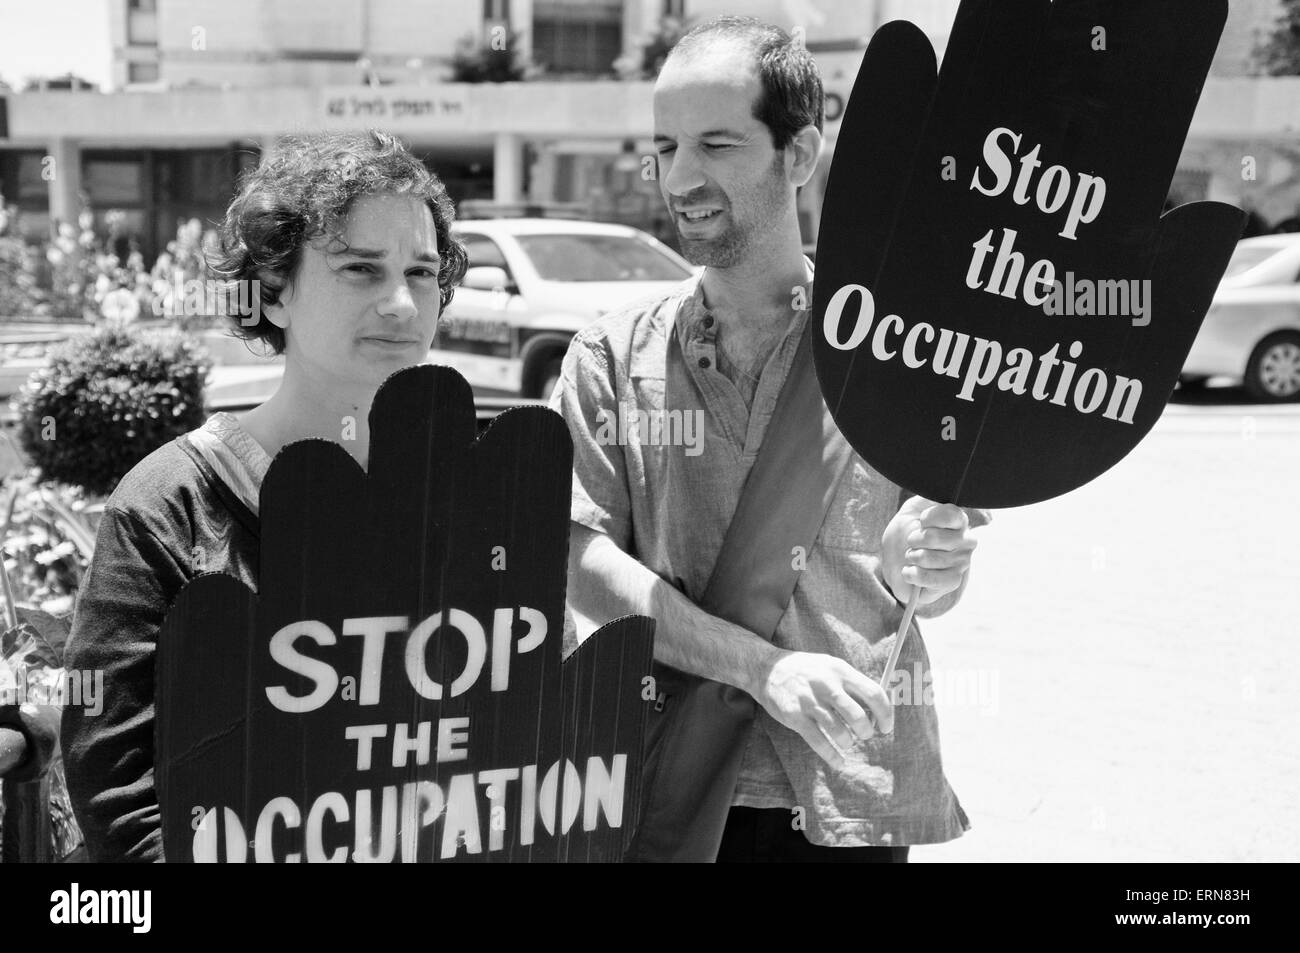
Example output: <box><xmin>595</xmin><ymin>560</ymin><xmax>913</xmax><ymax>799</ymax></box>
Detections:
<box><xmin>881</xmin><ymin>496</ymin><xmax>978</xmax><ymax>607</ymax></box>
<box><xmin>753</xmin><ymin>651</ymin><xmax>895</xmax><ymax>765</ymax></box>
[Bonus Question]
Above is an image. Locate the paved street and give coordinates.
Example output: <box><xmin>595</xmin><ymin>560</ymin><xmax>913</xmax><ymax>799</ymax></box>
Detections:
<box><xmin>911</xmin><ymin>393</ymin><xmax>1300</xmax><ymax>862</ymax></box>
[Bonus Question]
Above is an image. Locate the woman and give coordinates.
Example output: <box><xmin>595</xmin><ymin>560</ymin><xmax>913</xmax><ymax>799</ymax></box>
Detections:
<box><xmin>61</xmin><ymin>131</ymin><xmax>467</xmax><ymax>862</ymax></box>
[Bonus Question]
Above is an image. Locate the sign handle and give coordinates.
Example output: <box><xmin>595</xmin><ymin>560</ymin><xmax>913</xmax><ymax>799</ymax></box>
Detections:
<box><xmin>879</xmin><ymin>587</ymin><xmax>921</xmax><ymax>701</ymax></box>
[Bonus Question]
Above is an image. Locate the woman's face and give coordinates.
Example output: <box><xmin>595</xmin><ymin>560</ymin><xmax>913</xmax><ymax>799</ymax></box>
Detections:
<box><xmin>268</xmin><ymin>192</ymin><xmax>444</xmax><ymax>393</ymax></box>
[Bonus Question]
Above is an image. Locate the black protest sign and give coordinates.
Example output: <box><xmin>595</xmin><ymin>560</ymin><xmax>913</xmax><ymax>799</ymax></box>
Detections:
<box><xmin>812</xmin><ymin>0</ymin><xmax>1245</xmax><ymax>508</ymax></box>
<box><xmin>155</xmin><ymin>365</ymin><xmax>655</xmax><ymax>862</ymax></box>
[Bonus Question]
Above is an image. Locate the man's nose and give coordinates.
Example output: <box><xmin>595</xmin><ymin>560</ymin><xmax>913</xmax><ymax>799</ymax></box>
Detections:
<box><xmin>379</xmin><ymin>280</ymin><xmax>418</xmax><ymax>321</ymax></box>
<box><xmin>662</xmin><ymin>148</ymin><xmax>706</xmax><ymax>198</ymax></box>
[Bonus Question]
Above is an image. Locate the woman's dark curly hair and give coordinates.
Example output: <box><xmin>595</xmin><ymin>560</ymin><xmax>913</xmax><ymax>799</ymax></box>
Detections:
<box><xmin>209</xmin><ymin>130</ymin><xmax>468</xmax><ymax>354</ymax></box>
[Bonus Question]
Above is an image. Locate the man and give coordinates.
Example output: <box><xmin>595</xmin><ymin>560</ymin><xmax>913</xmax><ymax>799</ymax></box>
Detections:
<box><xmin>552</xmin><ymin>16</ymin><xmax>986</xmax><ymax>862</ymax></box>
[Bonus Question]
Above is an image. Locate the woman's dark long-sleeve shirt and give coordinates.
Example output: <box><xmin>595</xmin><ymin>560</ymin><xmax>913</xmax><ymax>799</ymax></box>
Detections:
<box><xmin>61</xmin><ymin>436</ymin><xmax>259</xmax><ymax>862</ymax></box>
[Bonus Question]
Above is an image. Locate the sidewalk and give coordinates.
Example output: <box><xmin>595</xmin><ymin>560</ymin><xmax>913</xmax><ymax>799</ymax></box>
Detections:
<box><xmin>911</xmin><ymin>411</ymin><xmax>1300</xmax><ymax>862</ymax></box>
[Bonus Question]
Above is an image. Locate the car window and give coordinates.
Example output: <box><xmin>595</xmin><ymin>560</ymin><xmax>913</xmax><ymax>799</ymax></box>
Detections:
<box><xmin>458</xmin><ymin>233</ymin><xmax>511</xmax><ymax>274</ymax></box>
<box><xmin>1223</xmin><ymin>244</ymin><xmax>1282</xmax><ymax>280</ymax></box>
<box><xmin>515</xmin><ymin>235</ymin><xmax>691</xmax><ymax>282</ymax></box>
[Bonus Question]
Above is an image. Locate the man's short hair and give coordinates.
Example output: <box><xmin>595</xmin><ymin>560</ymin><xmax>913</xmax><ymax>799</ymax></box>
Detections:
<box><xmin>209</xmin><ymin>130</ymin><xmax>468</xmax><ymax>355</ymax></box>
<box><xmin>669</xmin><ymin>15</ymin><xmax>824</xmax><ymax>150</ymax></box>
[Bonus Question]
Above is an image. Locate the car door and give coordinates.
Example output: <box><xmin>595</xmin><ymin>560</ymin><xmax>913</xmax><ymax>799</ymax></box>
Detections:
<box><xmin>431</xmin><ymin>231</ymin><xmax>524</xmax><ymax>394</ymax></box>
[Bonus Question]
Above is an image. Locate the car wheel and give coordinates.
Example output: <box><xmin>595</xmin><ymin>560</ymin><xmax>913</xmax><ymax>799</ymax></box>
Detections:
<box><xmin>1244</xmin><ymin>332</ymin><xmax>1300</xmax><ymax>402</ymax></box>
<box><xmin>537</xmin><ymin>358</ymin><xmax>563</xmax><ymax>401</ymax></box>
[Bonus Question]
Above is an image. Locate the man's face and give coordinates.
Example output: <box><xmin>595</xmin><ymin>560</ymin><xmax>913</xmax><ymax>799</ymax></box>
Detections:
<box><xmin>653</xmin><ymin>43</ymin><xmax>793</xmax><ymax>268</ymax></box>
<box><xmin>271</xmin><ymin>192</ymin><xmax>443</xmax><ymax>392</ymax></box>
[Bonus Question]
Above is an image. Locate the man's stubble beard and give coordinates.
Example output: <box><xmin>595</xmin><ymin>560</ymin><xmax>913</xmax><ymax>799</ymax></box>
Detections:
<box><xmin>671</xmin><ymin>154</ymin><xmax>790</xmax><ymax>269</ymax></box>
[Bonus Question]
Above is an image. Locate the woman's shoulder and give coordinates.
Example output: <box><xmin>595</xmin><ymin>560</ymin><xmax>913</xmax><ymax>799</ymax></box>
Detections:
<box><xmin>104</xmin><ymin>436</ymin><xmax>200</xmax><ymax>502</ymax></box>
<box><xmin>99</xmin><ymin>437</ymin><xmax>210</xmax><ymax>534</ymax></box>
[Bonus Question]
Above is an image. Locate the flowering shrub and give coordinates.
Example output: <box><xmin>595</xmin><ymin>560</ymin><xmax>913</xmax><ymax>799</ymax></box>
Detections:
<box><xmin>0</xmin><ymin>466</ymin><xmax>96</xmax><ymax>618</ymax></box>
<box><xmin>42</xmin><ymin>212</ymin><xmax>103</xmax><ymax>321</ymax></box>
<box><xmin>0</xmin><ymin>207</ymin><xmax>49</xmax><ymax>318</ymax></box>
<box><xmin>1</xmin><ymin>201</ymin><xmax>223</xmax><ymax>325</ymax></box>
<box><xmin>14</xmin><ymin>323</ymin><xmax>211</xmax><ymax>496</ymax></box>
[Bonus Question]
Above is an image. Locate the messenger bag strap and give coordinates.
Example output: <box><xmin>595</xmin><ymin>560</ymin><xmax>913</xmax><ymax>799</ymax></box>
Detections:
<box><xmin>699</xmin><ymin>320</ymin><xmax>854</xmax><ymax>631</ymax></box>
<box><xmin>625</xmin><ymin>318</ymin><xmax>856</xmax><ymax>864</ymax></box>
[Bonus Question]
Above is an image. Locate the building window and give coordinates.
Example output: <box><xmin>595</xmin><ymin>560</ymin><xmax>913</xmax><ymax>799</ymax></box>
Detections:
<box><xmin>13</xmin><ymin>153</ymin><xmax>49</xmax><ymax>207</ymax></box>
<box><xmin>532</xmin><ymin>0</ymin><xmax>623</xmax><ymax>76</ymax></box>
<box><xmin>0</xmin><ymin>151</ymin><xmax>50</xmax><ymax>227</ymax></box>
<box><xmin>127</xmin><ymin>62</ymin><xmax>160</xmax><ymax>84</ymax></box>
<box><xmin>0</xmin><ymin>151</ymin><xmax>52</xmax><ymax>238</ymax></box>
<box><xmin>483</xmin><ymin>0</ymin><xmax>511</xmax><ymax>20</ymax></box>
<box><xmin>128</xmin><ymin>0</ymin><xmax>157</xmax><ymax>10</ymax></box>
<box><xmin>663</xmin><ymin>0</ymin><xmax>685</xmax><ymax>18</ymax></box>
<box><xmin>152</xmin><ymin>149</ymin><xmax>241</xmax><ymax>260</ymax></box>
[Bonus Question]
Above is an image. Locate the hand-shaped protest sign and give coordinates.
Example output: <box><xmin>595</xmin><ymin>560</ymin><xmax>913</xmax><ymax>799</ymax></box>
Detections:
<box><xmin>155</xmin><ymin>366</ymin><xmax>655</xmax><ymax>862</ymax></box>
<box><xmin>812</xmin><ymin>0</ymin><xmax>1244</xmax><ymax>509</ymax></box>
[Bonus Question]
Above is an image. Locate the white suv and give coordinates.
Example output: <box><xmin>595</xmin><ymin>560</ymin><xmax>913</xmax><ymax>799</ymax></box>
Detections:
<box><xmin>433</xmin><ymin>218</ymin><xmax>694</xmax><ymax>399</ymax></box>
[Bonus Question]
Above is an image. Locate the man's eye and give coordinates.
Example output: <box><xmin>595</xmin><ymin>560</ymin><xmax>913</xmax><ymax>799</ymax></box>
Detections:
<box><xmin>704</xmin><ymin>143</ymin><xmax>734</xmax><ymax>151</ymax></box>
<box><xmin>344</xmin><ymin>263</ymin><xmax>377</xmax><ymax>275</ymax></box>
<box><xmin>656</xmin><ymin>145</ymin><xmax>676</xmax><ymax>156</ymax></box>
<box><xmin>408</xmin><ymin>267</ymin><xmax>439</xmax><ymax>280</ymax></box>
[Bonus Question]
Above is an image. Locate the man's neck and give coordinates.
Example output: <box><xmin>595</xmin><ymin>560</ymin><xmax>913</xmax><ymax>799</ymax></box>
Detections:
<box><xmin>696</xmin><ymin>238</ymin><xmax>813</xmax><ymax>409</ymax></box>
<box><xmin>699</xmin><ymin>243</ymin><xmax>812</xmax><ymax>339</ymax></box>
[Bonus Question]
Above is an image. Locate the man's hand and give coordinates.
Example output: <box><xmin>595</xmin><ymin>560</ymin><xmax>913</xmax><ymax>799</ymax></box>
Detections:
<box><xmin>881</xmin><ymin>496</ymin><xmax>978</xmax><ymax>607</ymax></box>
<box><xmin>752</xmin><ymin>650</ymin><xmax>895</xmax><ymax>766</ymax></box>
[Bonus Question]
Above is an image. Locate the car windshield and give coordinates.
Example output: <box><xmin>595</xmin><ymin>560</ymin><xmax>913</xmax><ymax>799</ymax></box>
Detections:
<box><xmin>516</xmin><ymin>234</ymin><xmax>691</xmax><ymax>282</ymax></box>
<box><xmin>1223</xmin><ymin>244</ymin><xmax>1283</xmax><ymax>280</ymax></box>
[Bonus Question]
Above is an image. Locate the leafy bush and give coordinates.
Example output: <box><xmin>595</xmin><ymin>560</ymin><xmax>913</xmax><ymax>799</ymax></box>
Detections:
<box><xmin>614</xmin><ymin>17</ymin><xmax>688</xmax><ymax>80</ymax></box>
<box><xmin>1</xmin><ymin>466</ymin><xmax>98</xmax><ymax>617</ymax></box>
<box><xmin>1256</xmin><ymin>0</ymin><xmax>1300</xmax><ymax>76</ymax></box>
<box><xmin>451</xmin><ymin>29</ymin><xmax>533</xmax><ymax>82</ymax></box>
<box><xmin>14</xmin><ymin>323</ymin><xmax>211</xmax><ymax>495</ymax></box>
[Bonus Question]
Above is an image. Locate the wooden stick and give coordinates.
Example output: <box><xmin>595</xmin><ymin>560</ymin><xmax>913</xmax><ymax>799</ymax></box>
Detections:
<box><xmin>880</xmin><ymin>587</ymin><xmax>921</xmax><ymax>697</ymax></box>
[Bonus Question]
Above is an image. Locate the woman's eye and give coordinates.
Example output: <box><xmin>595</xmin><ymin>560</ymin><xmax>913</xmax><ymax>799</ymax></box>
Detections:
<box><xmin>344</xmin><ymin>263</ymin><xmax>376</xmax><ymax>275</ymax></box>
<box><xmin>408</xmin><ymin>267</ymin><xmax>439</xmax><ymax>280</ymax></box>
<box><xmin>656</xmin><ymin>146</ymin><xmax>676</xmax><ymax>156</ymax></box>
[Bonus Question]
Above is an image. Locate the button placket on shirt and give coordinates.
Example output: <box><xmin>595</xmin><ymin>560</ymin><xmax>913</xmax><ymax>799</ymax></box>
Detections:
<box><xmin>683</xmin><ymin>307</ymin><xmax>748</xmax><ymax>454</ymax></box>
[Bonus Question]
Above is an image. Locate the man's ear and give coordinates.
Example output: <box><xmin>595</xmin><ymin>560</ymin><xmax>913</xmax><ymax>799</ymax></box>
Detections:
<box><xmin>786</xmin><ymin>124</ymin><xmax>824</xmax><ymax>189</ymax></box>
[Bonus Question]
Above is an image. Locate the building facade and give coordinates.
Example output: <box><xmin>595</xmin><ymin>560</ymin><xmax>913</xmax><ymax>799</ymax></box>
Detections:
<box><xmin>2</xmin><ymin>0</ymin><xmax>1299</xmax><ymax>264</ymax></box>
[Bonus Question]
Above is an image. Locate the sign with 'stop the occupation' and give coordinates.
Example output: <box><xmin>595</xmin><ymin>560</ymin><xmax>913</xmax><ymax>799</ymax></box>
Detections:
<box><xmin>155</xmin><ymin>365</ymin><xmax>656</xmax><ymax>863</ymax></box>
<box><xmin>812</xmin><ymin>0</ymin><xmax>1245</xmax><ymax>509</ymax></box>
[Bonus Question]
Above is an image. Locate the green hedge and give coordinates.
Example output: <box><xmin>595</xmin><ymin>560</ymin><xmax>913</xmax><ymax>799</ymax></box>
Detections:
<box><xmin>15</xmin><ymin>324</ymin><xmax>211</xmax><ymax>496</ymax></box>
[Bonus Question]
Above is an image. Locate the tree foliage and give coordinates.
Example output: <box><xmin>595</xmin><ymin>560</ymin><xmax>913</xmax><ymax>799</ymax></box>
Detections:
<box><xmin>1257</xmin><ymin>0</ymin><xmax>1300</xmax><ymax>75</ymax></box>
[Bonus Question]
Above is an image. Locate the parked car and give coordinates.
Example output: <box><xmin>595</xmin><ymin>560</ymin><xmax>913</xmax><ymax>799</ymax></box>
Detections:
<box><xmin>1182</xmin><ymin>234</ymin><xmax>1300</xmax><ymax>401</ymax></box>
<box><xmin>434</xmin><ymin>219</ymin><xmax>695</xmax><ymax>399</ymax></box>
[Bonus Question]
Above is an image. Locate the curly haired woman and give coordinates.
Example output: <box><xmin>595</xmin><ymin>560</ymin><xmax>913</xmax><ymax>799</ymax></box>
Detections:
<box><xmin>61</xmin><ymin>131</ymin><xmax>467</xmax><ymax>862</ymax></box>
